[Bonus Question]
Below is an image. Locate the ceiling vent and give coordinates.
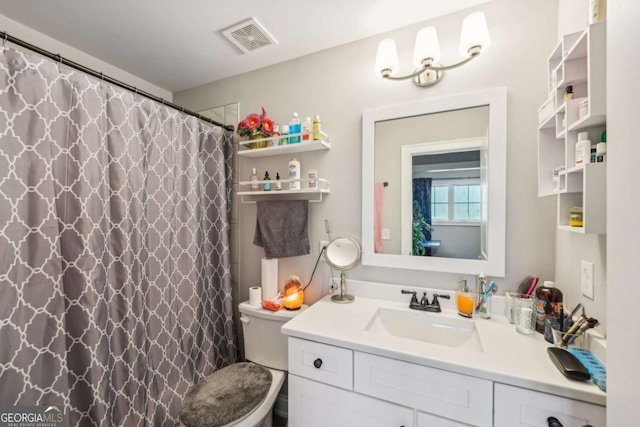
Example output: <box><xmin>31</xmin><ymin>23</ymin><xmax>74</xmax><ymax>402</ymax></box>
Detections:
<box><xmin>222</xmin><ymin>18</ymin><xmax>277</xmax><ymax>54</ymax></box>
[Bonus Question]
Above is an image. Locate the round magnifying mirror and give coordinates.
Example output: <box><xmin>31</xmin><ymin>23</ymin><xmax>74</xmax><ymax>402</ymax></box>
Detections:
<box><xmin>324</xmin><ymin>237</ymin><xmax>361</xmax><ymax>304</ymax></box>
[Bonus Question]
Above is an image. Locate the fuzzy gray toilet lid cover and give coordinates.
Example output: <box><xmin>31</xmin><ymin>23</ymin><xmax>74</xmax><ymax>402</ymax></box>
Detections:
<box><xmin>180</xmin><ymin>362</ymin><xmax>272</xmax><ymax>427</ymax></box>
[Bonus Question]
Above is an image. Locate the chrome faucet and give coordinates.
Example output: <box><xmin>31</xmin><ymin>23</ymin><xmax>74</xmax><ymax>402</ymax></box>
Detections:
<box><xmin>401</xmin><ymin>290</ymin><xmax>450</xmax><ymax>312</ymax></box>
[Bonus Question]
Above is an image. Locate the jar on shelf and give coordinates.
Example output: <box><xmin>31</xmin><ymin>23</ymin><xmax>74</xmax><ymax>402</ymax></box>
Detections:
<box><xmin>578</xmin><ymin>99</ymin><xmax>589</xmax><ymax>119</ymax></box>
<box><xmin>569</xmin><ymin>207</ymin><xmax>584</xmax><ymax>227</ymax></box>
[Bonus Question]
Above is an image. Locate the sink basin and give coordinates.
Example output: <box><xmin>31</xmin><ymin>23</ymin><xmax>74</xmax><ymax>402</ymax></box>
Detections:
<box><xmin>364</xmin><ymin>307</ymin><xmax>484</xmax><ymax>352</ymax></box>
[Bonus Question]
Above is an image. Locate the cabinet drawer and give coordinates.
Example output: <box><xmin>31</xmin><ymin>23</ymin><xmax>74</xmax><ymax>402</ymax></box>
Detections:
<box><xmin>417</xmin><ymin>411</ymin><xmax>470</xmax><ymax>427</ymax></box>
<box><xmin>494</xmin><ymin>383</ymin><xmax>606</xmax><ymax>427</ymax></box>
<box><xmin>354</xmin><ymin>352</ymin><xmax>493</xmax><ymax>427</ymax></box>
<box><xmin>288</xmin><ymin>375</ymin><xmax>413</xmax><ymax>427</ymax></box>
<box><xmin>288</xmin><ymin>337</ymin><xmax>353</xmax><ymax>390</ymax></box>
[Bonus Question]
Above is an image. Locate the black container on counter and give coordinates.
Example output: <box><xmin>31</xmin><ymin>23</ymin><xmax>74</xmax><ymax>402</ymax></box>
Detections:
<box><xmin>533</xmin><ymin>281</ymin><xmax>563</xmax><ymax>333</ymax></box>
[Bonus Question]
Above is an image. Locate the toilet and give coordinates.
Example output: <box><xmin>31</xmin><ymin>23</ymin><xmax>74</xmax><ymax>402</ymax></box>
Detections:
<box><xmin>179</xmin><ymin>301</ymin><xmax>304</xmax><ymax>427</ymax></box>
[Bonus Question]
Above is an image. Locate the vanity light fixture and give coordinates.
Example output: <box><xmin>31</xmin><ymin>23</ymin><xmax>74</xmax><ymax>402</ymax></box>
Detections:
<box><xmin>374</xmin><ymin>11</ymin><xmax>491</xmax><ymax>87</ymax></box>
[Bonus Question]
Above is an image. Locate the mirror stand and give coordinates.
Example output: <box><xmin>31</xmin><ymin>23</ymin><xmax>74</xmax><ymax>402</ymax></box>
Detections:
<box><xmin>324</xmin><ymin>236</ymin><xmax>362</xmax><ymax>304</ymax></box>
<box><xmin>331</xmin><ymin>271</ymin><xmax>355</xmax><ymax>304</ymax></box>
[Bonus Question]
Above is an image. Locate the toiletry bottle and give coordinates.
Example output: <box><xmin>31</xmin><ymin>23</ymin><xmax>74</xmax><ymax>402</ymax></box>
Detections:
<box><xmin>312</xmin><ymin>115</ymin><xmax>322</xmax><ymax>140</ymax></box>
<box><xmin>289</xmin><ymin>113</ymin><xmax>301</xmax><ymax>143</ymax></box>
<box><xmin>533</xmin><ymin>281</ymin><xmax>563</xmax><ymax>333</ymax></box>
<box><xmin>590</xmin><ymin>142</ymin><xmax>597</xmax><ymax>163</ymax></box>
<box><xmin>250</xmin><ymin>167</ymin><xmax>259</xmax><ymax>191</ymax></box>
<box><xmin>275</xmin><ymin>173</ymin><xmax>282</xmax><ymax>191</ymax></box>
<box><xmin>474</xmin><ymin>272</ymin><xmax>491</xmax><ymax>319</ymax></box>
<box><xmin>575</xmin><ymin>132</ymin><xmax>591</xmax><ymax>167</ymax></box>
<box><xmin>280</xmin><ymin>124</ymin><xmax>289</xmax><ymax>145</ymax></box>
<box><xmin>272</xmin><ymin>124</ymin><xmax>280</xmax><ymax>147</ymax></box>
<box><xmin>589</xmin><ymin>0</ymin><xmax>607</xmax><ymax>24</ymax></box>
<box><xmin>564</xmin><ymin>85</ymin><xmax>573</xmax><ymax>100</ymax></box>
<box><xmin>289</xmin><ymin>158</ymin><xmax>301</xmax><ymax>190</ymax></box>
<box><xmin>596</xmin><ymin>131</ymin><xmax>606</xmax><ymax>162</ymax></box>
<box><xmin>301</xmin><ymin>116</ymin><xmax>311</xmax><ymax>141</ymax></box>
<box><xmin>263</xmin><ymin>171</ymin><xmax>271</xmax><ymax>191</ymax></box>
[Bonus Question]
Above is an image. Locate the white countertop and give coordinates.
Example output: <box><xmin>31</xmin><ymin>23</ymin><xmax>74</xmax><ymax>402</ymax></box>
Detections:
<box><xmin>281</xmin><ymin>283</ymin><xmax>606</xmax><ymax>407</ymax></box>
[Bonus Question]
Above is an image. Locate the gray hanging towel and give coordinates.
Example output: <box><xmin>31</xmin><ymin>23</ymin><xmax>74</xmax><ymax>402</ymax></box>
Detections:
<box><xmin>254</xmin><ymin>200</ymin><xmax>310</xmax><ymax>258</ymax></box>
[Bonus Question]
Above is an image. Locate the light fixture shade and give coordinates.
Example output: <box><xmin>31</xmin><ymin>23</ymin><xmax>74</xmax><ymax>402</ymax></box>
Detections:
<box><xmin>459</xmin><ymin>11</ymin><xmax>491</xmax><ymax>57</ymax></box>
<box><xmin>375</xmin><ymin>39</ymin><xmax>399</xmax><ymax>77</ymax></box>
<box><xmin>413</xmin><ymin>27</ymin><xmax>441</xmax><ymax>67</ymax></box>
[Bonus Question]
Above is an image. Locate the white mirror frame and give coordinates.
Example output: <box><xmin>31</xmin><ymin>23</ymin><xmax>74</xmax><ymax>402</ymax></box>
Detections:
<box><xmin>362</xmin><ymin>87</ymin><xmax>507</xmax><ymax>276</ymax></box>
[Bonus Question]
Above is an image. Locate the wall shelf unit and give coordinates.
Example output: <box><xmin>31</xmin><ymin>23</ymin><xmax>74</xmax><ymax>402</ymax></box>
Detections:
<box><xmin>238</xmin><ymin>128</ymin><xmax>331</xmax><ymax>203</ymax></box>
<box><xmin>238</xmin><ymin>132</ymin><xmax>331</xmax><ymax>158</ymax></box>
<box><xmin>537</xmin><ymin>22</ymin><xmax>607</xmax><ymax>234</ymax></box>
<box><xmin>238</xmin><ymin>178</ymin><xmax>330</xmax><ymax>203</ymax></box>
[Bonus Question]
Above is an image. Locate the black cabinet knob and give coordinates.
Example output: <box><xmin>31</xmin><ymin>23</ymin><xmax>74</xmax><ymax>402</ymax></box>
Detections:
<box><xmin>313</xmin><ymin>358</ymin><xmax>322</xmax><ymax>369</ymax></box>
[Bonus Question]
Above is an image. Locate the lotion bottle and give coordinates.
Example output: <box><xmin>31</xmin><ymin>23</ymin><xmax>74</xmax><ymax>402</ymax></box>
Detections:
<box><xmin>288</xmin><ymin>158</ymin><xmax>300</xmax><ymax>190</ymax></box>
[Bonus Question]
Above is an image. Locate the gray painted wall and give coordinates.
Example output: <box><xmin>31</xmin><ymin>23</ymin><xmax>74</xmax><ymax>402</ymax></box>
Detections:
<box><xmin>174</xmin><ymin>0</ymin><xmax>559</xmax><ymax>306</ymax></box>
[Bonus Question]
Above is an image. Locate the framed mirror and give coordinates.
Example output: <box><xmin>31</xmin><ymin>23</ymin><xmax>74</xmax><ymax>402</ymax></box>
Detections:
<box><xmin>361</xmin><ymin>88</ymin><xmax>506</xmax><ymax>276</ymax></box>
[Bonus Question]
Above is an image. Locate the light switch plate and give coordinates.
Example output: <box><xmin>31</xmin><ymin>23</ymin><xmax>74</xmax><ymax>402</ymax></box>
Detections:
<box><xmin>382</xmin><ymin>228</ymin><xmax>391</xmax><ymax>240</ymax></box>
<box><xmin>581</xmin><ymin>260</ymin><xmax>594</xmax><ymax>299</ymax></box>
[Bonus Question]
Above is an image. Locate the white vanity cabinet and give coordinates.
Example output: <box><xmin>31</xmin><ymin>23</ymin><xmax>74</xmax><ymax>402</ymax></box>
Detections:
<box><xmin>287</xmin><ymin>337</ymin><xmax>492</xmax><ymax>427</ymax></box>
<box><xmin>288</xmin><ymin>375</ymin><xmax>414</xmax><ymax>427</ymax></box>
<box><xmin>494</xmin><ymin>383</ymin><xmax>606</xmax><ymax>427</ymax></box>
<box><xmin>355</xmin><ymin>352</ymin><xmax>493</xmax><ymax>426</ymax></box>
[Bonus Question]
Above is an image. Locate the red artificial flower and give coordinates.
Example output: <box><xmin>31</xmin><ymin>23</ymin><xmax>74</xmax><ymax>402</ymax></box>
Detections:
<box><xmin>261</xmin><ymin>117</ymin><xmax>274</xmax><ymax>135</ymax></box>
<box><xmin>244</xmin><ymin>114</ymin><xmax>261</xmax><ymax>131</ymax></box>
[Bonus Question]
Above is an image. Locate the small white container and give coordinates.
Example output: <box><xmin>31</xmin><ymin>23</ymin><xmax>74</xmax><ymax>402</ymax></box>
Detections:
<box><xmin>575</xmin><ymin>132</ymin><xmax>591</xmax><ymax>167</ymax></box>
<box><xmin>308</xmin><ymin>170</ymin><xmax>318</xmax><ymax>189</ymax></box>
<box><xmin>578</xmin><ymin>99</ymin><xmax>589</xmax><ymax>119</ymax></box>
<box><xmin>288</xmin><ymin>158</ymin><xmax>300</xmax><ymax>190</ymax></box>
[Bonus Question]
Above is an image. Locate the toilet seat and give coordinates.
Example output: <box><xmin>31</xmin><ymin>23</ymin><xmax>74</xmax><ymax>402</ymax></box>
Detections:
<box><xmin>219</xmin><ymin>368</ymin><xmax>284</xmax><ymax>427</ymax></box>
<box><xmin>180</xmin><ymin>363</ymin><xmax>284</xmax><ymax>427</ymax></box>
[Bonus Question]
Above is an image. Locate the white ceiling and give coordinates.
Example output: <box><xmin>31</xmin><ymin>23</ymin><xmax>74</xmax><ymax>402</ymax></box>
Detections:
<box><xmin>0</xmin><ymin>0</ymin><xmax>492</xmax><ymax>93</ymax></box>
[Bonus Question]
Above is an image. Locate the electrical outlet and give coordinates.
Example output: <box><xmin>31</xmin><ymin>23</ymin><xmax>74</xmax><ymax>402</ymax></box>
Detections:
<box><xmin>319</xmin><ymin>240</ymin><xmax>329</xmax><ymax>260</ymax></box>
<box><xmin>581</xmin><ymin>260</ymin><xmax>594</xmax><ymax>299</ymax></box>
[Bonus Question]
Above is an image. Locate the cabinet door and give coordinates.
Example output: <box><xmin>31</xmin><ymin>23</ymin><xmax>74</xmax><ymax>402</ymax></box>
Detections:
<box><xmin>354</xmin><ymin>352</ymin><xmax>493</xmax><ymax>427</ymax></box>
<box><xmin>494</xmin><ymin>383</ymin><xmax>606</xmax><ymax>427</ymax></box>
<box><xmin>288</xmin><ymin>374</ymin><xmax>414</xmax><ymax>427</ymax></box>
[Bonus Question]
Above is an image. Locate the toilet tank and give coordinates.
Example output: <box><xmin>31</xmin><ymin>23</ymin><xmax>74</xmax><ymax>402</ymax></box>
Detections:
<box><xmin>238</xmin><ymin>301</ymin><xmax>306</xmax><ymax>371</ymax></box>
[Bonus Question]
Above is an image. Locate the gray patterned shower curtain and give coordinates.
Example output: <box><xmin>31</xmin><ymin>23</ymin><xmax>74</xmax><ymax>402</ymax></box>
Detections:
<box><xmin>0</xmin><ymin>47</ymin><xmax>238</xmax><ymax>426</ymax></box>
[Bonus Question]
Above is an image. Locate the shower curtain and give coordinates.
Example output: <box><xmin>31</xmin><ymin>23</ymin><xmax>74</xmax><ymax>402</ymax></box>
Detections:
<box><xmin>0</xmin><ymin>47</ymin><xmax>237</xmax><ymax>426</ymax></box>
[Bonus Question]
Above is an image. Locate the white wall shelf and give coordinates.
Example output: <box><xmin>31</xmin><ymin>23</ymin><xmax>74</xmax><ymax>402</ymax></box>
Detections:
<box><xmin>238</xmin><ymin>178</ymin><xmax>330</xmax><ymax>204</ymax></box>
<box><xmin>238</xmin><ymin>132</ymin><xmax>330</xmax><ymax>158</ymax></box>
<box><xmin>537</xmin><ymin>22</ymin><xmax>607</xmax><ymax>234</ymax></box>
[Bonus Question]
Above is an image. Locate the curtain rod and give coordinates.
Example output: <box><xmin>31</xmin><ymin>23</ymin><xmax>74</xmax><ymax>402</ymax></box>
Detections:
<box><xmin>1</xmin><ymin>31</ymin><xmax>235</xmax><ymax>132</ymax></box>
